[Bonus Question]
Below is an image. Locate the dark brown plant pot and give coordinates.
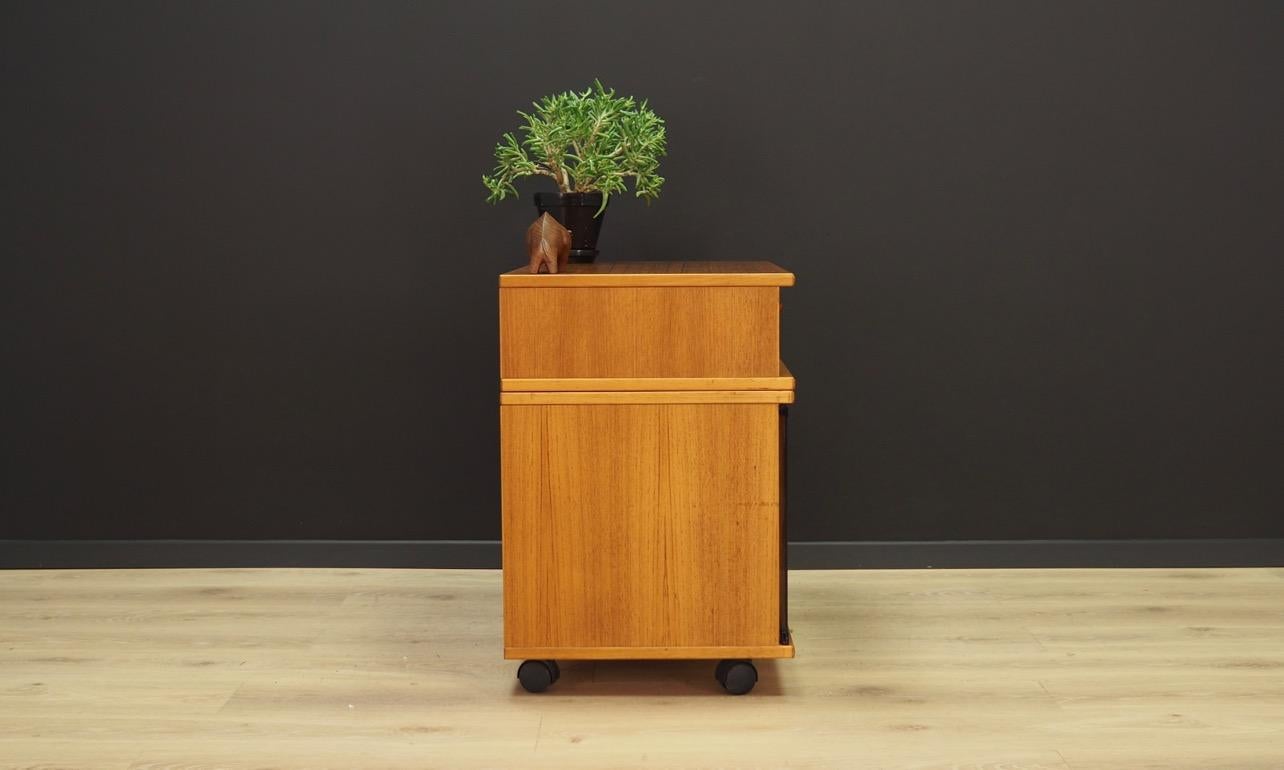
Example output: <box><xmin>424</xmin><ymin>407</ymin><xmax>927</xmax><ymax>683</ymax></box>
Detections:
<box><xmin>534</xmin><ymin>192</ymin><xmax>607</xmax><ymax>262</ymax></box>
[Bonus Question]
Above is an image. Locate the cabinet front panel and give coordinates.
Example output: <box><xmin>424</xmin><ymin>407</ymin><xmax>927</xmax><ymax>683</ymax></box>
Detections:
<box><xmin>502</xmin><ymin>403</ymin><xmax>780</xmax><ymax>649</ymax></box>
<box><xmin>499</xmin><ymin>286</ymin><xmax>779</xmax><ymax>379</ymax></box>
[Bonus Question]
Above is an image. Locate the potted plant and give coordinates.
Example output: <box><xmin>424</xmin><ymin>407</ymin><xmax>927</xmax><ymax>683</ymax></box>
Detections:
<box><xmin>483</xmin><ymin>81</ymin><xmax>666</xmax><ymax>262</ymax></box>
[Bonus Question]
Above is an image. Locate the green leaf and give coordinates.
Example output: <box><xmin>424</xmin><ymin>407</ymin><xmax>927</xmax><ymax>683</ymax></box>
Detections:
<box><xmin>484</xmin><ymin>82</ymin><xmax>667</xmax><ymax>202</ymax></box>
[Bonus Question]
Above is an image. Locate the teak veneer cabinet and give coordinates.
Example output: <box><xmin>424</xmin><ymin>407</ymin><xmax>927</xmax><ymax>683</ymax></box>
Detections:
<box><xmin>499</xmin><ymin>261</ymin><xmax>795</xmax><ymax>694</ymax></box>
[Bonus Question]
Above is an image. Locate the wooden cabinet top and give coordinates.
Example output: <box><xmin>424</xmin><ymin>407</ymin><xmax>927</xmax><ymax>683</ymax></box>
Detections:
<box><xmin>500</xmin><ymin>261</ymin><xmax>794</xmax><ymax>288</ymax></box>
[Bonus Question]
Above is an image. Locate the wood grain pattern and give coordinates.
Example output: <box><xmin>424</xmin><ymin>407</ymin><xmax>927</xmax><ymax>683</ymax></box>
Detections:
<box><xmin>499</xmin><ymin>390</ymin><xmax>793</xmax><ymax>405</ymax></box>
<box><xmin>501</xmin><ymin>403</ymin><xmax>781</xmax><ymax>652</ymax></box>
<box><xmin>2</xmin><ymin>567</ymin><xmax>1282</xmax><ymax>769</ymax></box>
<box><xmin>500</xmin><ymin>361</ymin><xmax>795</xmax><ymax>392</ymax></box>
<box><xmin>499</xmin><ymin>286</ymin><xmax>780</xmax><ymax>379</ymax></box>
<box><xmin>499</xmin><ymin>260</ymin><xmax>795</xmax><ymax>287</ymax></box>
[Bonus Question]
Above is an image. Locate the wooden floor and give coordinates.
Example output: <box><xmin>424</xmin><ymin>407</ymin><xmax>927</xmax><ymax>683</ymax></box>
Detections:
<box><xmin>1</xmin><ymin>568</ymin><xmax>1282</xmax><ymax>769</ymax></box>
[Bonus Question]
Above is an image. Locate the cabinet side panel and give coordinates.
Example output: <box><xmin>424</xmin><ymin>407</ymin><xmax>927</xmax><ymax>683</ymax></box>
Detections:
<box><xmin>659</xmin><ymin>403</ymin><xmax>780</xmax><ymax>647</ymax></box>
<box><xmin>499</xmin><ymin>287</ymin><xmax>778</xmax><ymax>379</ymax></box>
<box><xmin>502</xmin><ymin>403</ymin><xmax>779</xmax><ymax>649</ymax></box>
<box><xmin>503</xmin><ymin>403</ymin><xmax>663</xmax><ymax>648</ymax></box>
<box><xmin>501</xmin><ymin>404</ymin><xmax>552</xmax><ymax>649</ymax></box>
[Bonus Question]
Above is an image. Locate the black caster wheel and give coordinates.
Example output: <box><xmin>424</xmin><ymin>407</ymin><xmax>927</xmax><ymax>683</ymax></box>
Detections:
<box><xmin>517</xmin><ymin>659</ymin><xmax>559</xmax><ymax>693</ymax></box>
<box><xmin>714</xmin><ymin>659</ymin><xmax>735</xmax><ymax>683</ymax></box>
<box><xmin>715</xmin><ymin>659</ymin><xmax>757</xmax><ymax>695</ymax></box>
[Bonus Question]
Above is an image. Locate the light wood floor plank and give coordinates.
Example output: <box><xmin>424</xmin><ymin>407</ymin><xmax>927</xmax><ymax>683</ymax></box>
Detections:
<box><xmin>0</xmin><ymin>568</ymin><xmax>1281</xmax><ymax>769</ymax></box>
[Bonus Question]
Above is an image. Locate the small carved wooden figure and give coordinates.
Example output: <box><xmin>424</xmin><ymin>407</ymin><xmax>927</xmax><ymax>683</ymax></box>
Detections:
<box><xmin>525</xmin><ymin>213</ymin><xmax>572</xmax><ymax>274</ymax></box>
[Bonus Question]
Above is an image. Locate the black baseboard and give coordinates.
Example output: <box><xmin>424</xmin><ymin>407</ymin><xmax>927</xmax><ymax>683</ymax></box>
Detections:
<box><xmin>1</xmin><ymin>538</ymin><xmax>1281</xmax><ymax>570</ymax></box>
<box><xmin>0</xmin><ymin>540</ymin><xmax>500</xmax><ymax>569</ymax></box>
<box><xmin>787</xmin><ymin>539</ymin><xmax>1284</xmax><ymax>568</ymax></box>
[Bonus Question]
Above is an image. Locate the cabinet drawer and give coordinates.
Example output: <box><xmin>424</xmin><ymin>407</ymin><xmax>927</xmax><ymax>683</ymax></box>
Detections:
<box><xmin>498</xmin><ymin>261</ymin><xmax>793</xmax><ymax>380</ymax></box>
<box><xmin>500</xmin><ymin>285</ymin><xmax>780</xmax><ymax>379</ymax></box>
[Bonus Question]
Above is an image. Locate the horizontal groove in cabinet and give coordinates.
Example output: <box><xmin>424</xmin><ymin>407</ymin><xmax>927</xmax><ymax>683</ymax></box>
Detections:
<box><xmin>502</xmin><ymin>363</ymin><xmax>794</xmax><ymax>393</ymax></box>
<box><xmin>499</xmin><ymin>390</ymin><xmax>795</xmax><ymax>405</ymax></box>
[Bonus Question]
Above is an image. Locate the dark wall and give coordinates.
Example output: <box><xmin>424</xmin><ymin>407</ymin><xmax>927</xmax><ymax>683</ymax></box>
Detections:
<box><xmin>3</xmin><ymin>1</ymin><xmax>1282</xmax><ymax>543</ymax></box>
